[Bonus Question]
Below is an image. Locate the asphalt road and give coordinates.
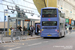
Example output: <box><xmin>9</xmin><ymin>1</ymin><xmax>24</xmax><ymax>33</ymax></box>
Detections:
<box><xmin>1</xmin><ymin>31</ymin><xmax>75</xmax><ymax>50</ymax></box>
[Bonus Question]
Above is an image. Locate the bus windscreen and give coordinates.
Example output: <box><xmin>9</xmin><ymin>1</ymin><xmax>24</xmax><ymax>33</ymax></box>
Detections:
<box><xmin>42</xmin><ymin>9</ymin><xmax>57</xmax><ymax>17</ymax></box>
<box><xmin>42</xmin><ymin>21</ymin><xmax>57</xmax><ymax>26</ymax></box>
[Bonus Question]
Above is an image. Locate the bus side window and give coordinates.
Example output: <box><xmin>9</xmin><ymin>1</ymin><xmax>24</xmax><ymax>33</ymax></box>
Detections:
<box><xmin>54</xmin><ymin>22</ymin><xmax>57</xmax><ymax>26</ymax></box>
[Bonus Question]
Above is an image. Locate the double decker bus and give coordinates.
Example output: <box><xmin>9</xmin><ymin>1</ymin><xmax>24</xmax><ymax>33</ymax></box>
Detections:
<box><xmin>35</xmin><ymin>23</ymin><xmax>40</xmax><ymax>35</ymax></box>
<box><xmin>40</xmin><ymin>7</ymin><xmax>65</xmax><ymax>38</ymax></box>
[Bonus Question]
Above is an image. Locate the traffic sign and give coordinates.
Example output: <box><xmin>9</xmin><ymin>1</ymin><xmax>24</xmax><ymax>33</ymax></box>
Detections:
<box><xmin>25</xmin><ymin>19</ymin><xmax>30</xmax><ymax>21</ymax></box>
<box><xmin>5</xmin><ymin>9</ymin><xmax>8</xmax><ymax>13</ymax></box>
<box><xmin>66</xmin><ymin>19</ymin><xmax>69</xmax><ymax>22</ymax></box>
<box><xmin>4</xmin><ymin>16</ymin><xmax>6</xmax><ymax>20</ymax></box>
<box><xmin>5</xmin><ymin>9</ymin><xmax>8</xmax><ymax>16</ymax></box>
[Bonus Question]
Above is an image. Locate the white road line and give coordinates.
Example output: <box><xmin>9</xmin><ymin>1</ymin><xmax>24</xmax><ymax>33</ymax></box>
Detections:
<box><xmin>28</xmin><ymin>42</ymin><xmax>42</xmax><ymax>46</ymax></box>
<box><xmin>25</xmin><ymin>38</ymin><xmax>41</xmax><ymax>41</ymax></box>
<box><xmin>27</xmin><ymin>41</ymin><xmax>48</xmax><ymax>46</ymax></box>
<box><xmin>8</xmin><ymin>49</ymin><xmax>12</xmax><ymax>50</ymax></box>
<box><xmin>8</xmin><ymin>47</ymin><xmax>21</xmax><ymax>50</ymax></box>
<box><xmin>43</xmin><ymin>41</ymin><xmax>49</xmax><ymax>43</ymax></box>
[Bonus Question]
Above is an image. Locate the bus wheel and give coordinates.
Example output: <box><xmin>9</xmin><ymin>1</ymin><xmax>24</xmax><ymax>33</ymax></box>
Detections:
<box><xmin>43</xmin><ymin>37</ymin><xmax>44</xmax><ymax>39</ymax></box>
<box><xmin>43</xmin><ymin>37</ymin><xmax>46</xmax><ymax>39</ymax></box>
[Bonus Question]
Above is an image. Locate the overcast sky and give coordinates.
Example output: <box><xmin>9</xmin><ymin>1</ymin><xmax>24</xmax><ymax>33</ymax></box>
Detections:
<box><xmin>0</xmin><ymin>0</ymin><xmax>40</xmax><ymax>22</ymax></box>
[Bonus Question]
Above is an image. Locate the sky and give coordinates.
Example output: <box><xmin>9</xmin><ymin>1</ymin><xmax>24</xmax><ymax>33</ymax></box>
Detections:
<box><xmin>0</xmin><ymin>0</ymin><xmax>40</xmax><ymax>22</ymax></box>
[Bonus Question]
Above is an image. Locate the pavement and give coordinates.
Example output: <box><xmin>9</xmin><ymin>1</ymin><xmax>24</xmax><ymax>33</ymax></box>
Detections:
<box><xmin>0</xmin><ymin>34</ymin><xmax>41</xmax><ymax>43</ymax></box>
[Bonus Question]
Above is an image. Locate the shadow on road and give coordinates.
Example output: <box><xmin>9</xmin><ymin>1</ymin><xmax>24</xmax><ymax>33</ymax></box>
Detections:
<box><xmin>43</xmin><ymin>37</ymin><xmax>64</xmax><ymax>39</ymax></box>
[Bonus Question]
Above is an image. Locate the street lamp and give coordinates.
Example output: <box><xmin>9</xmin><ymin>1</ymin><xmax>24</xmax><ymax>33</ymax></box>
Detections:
<box><xmin>4</xmin><ymin>9</ymin><xmax>8</xmax><ymax>36</ymax></box>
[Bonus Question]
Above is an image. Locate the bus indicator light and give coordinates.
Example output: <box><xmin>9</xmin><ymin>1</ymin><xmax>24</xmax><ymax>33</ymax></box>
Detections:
<box><xmin>42</xmin><ymin>15</ymin><xmax>44</xmax><ymax>17</ymax></box>
<box><xmin>42</xmin><ymin>29</ymin><xmax>43</xmax><ymax>31</ymax></box>
<box><xmin>48</xmin><ymin>15</ymin><xmax>50</xmax><ymax>17</ymax></box>
<box><xmin>55</xmin><ymin>29</ymin><xmax>59</xmax><ymax>32</ymax></box>
<box><xmin>57</xmin><ymin>30</ymin><xmax>59</xmax><ymax>32</ymax></box>
<box><xmin>55</xmin><ymin>15</ymin><xmax>57</xmax><ymax>17</ymax></box>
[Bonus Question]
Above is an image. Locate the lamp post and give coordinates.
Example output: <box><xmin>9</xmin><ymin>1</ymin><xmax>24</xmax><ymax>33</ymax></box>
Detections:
<box><xmin>4</xmin><ymin>9</ymin><xmax>8</xmax><ymax>36</ymax></box>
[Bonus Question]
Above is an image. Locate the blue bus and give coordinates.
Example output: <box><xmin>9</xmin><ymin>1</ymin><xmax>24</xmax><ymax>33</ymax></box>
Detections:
<box><xmin>35</xmin><ymin>23</ymin><xmax>40</xmax><ymax>35</ymax></box>
<box><xmin>40</xmin><ymin>7</ymin><xmax>65</xmax><ymax>38</ymax></box>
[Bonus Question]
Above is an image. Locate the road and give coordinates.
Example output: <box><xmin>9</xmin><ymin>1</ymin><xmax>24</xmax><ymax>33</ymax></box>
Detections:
<box><xmin>0</xmin><ymin>31</ymin><xmax>75</xmax><ymax>50</ymax></box>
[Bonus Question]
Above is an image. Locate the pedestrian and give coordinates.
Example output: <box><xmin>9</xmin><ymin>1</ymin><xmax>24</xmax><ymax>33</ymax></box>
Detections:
<box><xmin>19</xmin><ymin>25</ymin><xmax>22</xmax><ymax>32</ymax></box>
<box><xmin>19</xmin><ymin>25</ymin><xmax>22</xmax><ymax>35</ymax></box>
<box><xmin>10</xmin><ymin>27</ymin><xmax>12</xmax><ymax>30</ymax></box>
<box><xmin>29</xmin><ymin>25</ymin><xmax>34</xmax><ymax>37</ymax></box>
<box><xmin>11</xmin><ymin>28</ymin><xmax>14</xmax><ymax>41</ymax></box>
<box><xmin>69</xmin><ymin>25</ymin><xmax>72</xmax><ymax>33</ymax></box>
<box><xmin>37</xmin><ymin>25</ymin><xmax>40</xmax><ymax>36</ymax></box>
<box><xmin>32</xmin><ymin>25</ymin><xmax>35</xmax><ymax>35</ymax></box>
<box><xmin>23</xmin><ymin>26</ymin><xmax>26</xmax><ymax>35</ymax></box>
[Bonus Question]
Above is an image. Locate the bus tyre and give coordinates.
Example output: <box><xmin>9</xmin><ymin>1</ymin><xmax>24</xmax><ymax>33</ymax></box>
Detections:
<box><xmin>43</xmin><ymin>37</ymin><xmax>45</xmax><ymax>39</ymax></box>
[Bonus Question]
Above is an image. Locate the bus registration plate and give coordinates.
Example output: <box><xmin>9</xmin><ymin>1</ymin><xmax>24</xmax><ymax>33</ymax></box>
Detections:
<box><xmin>47</xmin><ymin>35</ymin><xmax>51</xmax><ymax>36</ymax></box>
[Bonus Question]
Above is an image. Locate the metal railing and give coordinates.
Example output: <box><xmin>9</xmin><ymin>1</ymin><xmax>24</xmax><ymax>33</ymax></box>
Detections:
<box><xmin>0</xmin><ymin>30</ymin><xmax>39</xmax><ymax>43</ymax></box>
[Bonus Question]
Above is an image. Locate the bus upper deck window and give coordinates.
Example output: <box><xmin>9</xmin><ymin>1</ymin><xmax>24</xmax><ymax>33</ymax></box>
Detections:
<box><xmin>42</xmin><ymin>9</ymin><xmax>57</xmax><ymax>17</ymax></box>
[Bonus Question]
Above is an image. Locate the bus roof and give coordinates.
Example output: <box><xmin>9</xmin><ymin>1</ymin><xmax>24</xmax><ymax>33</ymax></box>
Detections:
<box><xmin>42</xmin><ymin>7</ymin><xmax>58</xmax><ymax>9</ymax></box>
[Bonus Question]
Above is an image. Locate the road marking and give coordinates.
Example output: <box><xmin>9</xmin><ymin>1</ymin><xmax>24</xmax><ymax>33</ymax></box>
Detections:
<box><xmin>8</xmin><ymin>47</ymin><xmax>21</xmax><ymax>50</ymax></box>
<box><xmin>7</xmin><ymin>49</ymin><xmax>12</xmax><ymax>50</ymax></box>
<box><xmin>43</xmin><ymin>41</ymin><xmax>48</xmax><ymax>43</ymax></box>
<box><xmin>28</xmin><ymin>42</ymin><xmax>42</xmax><ymax>46</ymax></box>
<box><xmin>25</xmin><ymin>38</ymin><xmax>41</xmax><ymax>41</ymax></box>
<box><xmin>3</xmin><ymin>45</ymin><xmax>15</xmax><ymax>47</ymax></box>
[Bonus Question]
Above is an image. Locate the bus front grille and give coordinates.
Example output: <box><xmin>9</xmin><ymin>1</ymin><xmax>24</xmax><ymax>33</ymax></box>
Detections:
<box><xmin>42</xmin><ymin>27</ymin><xmax>56</xmax><ymax>29</ymax></box>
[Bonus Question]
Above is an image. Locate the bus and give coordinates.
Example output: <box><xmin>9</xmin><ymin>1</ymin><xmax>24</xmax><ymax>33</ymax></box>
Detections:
<box><xmin>35</xmin><ymin>23</ymin><xmax>40</xmax><ymax>35</ymax></box>
<box><xmin>40</xmin><ymin>7</ymin><xmax>65</xmax><ymax>38</ymax></box>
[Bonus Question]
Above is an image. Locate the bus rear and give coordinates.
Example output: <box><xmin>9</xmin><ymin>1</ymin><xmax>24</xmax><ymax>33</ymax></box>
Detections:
<box><xmin>40</xmin><ymin>7</ymin><xmax>59</xmax><ymax>37</ymax></box>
